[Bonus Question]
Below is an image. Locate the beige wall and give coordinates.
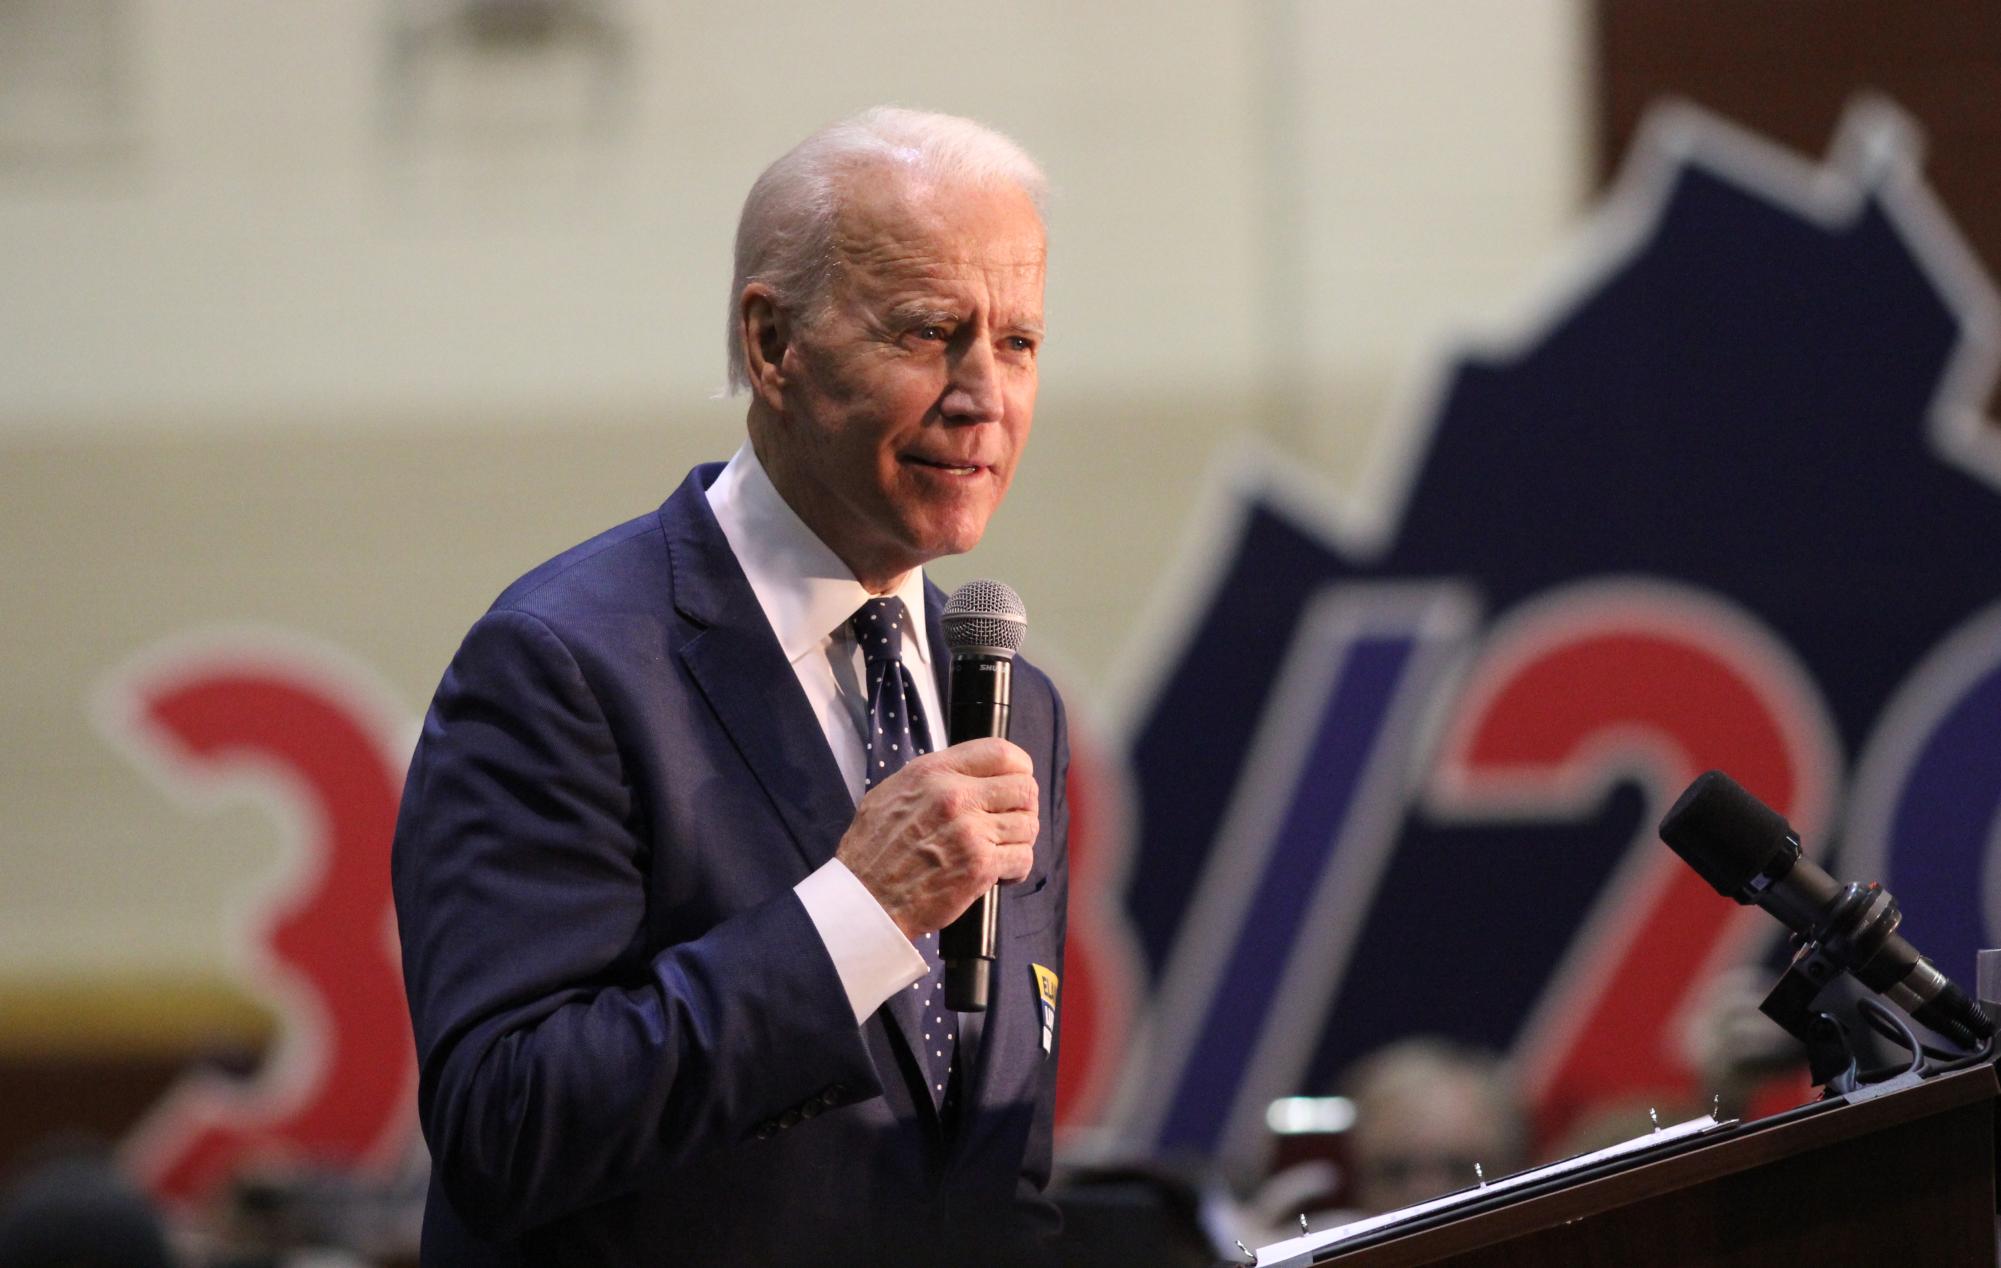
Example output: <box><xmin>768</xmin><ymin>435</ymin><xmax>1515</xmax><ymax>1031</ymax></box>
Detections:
<box><xmin>0</xmin><ymin>1</ymin><xmax>1588</xmax><ymax>1031</ymax></box>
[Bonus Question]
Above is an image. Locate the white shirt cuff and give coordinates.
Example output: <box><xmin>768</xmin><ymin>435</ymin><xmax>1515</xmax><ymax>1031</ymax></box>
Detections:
<box><xmin>796</xmin><ymin>858</ymin><xmax>928</xmax><ymax>1025</ymax></box>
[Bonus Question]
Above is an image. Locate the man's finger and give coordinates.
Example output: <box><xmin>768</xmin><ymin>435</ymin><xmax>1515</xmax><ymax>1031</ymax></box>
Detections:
<box><xmin>991</xmin><ymin>842</ymin><xmax>1035</xmax><ymax>884</ymax></box>
<box><xmin>972</xmin><ymin>772</ymin><xmax>1039</xmax><ymax>813</ymax></box>
<box><xmin>986</xmin><ymin>809</ymin><xmax>1040</xmax><ymax>847</ymax></box>
<box><xmin>930</xmin><ymin>736</ymin><xmax>1032</xmax><ymax>776</ymax></box>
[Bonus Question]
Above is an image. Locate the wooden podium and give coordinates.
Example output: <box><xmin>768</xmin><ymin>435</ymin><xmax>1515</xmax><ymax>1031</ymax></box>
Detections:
<box><xmin>1303</xmin><ymin>1063</ymin><xmax>1999</xmax><ymax>1267</ymax></box>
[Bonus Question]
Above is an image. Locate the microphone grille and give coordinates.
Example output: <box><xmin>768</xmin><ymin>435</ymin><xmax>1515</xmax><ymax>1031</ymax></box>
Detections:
<box><xmin>943</xmin><ymin>579</ymin><xmax>1027</xmax><ymax>658</ymax></box>
<box><xmin>1658</xmin><ymin>769</ymin><xmax>1799</xmax><ymax>901</ymax></box>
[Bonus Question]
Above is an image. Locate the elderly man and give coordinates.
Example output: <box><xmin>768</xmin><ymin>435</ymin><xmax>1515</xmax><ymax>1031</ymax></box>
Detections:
<box><xmin>392</xmin><ymin>108</ymin><xmax>1069</xmax><ymax>1265</ymax></box>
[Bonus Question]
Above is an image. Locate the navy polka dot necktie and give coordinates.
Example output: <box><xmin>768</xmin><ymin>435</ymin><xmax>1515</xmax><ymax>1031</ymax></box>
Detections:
<box><xmin>850</xmin><ymin>597</ymin><xmax>956</xmax><ymax>1111</ymax></box>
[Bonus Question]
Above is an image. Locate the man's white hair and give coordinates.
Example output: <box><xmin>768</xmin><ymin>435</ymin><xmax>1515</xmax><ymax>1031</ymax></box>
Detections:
<box><xmin>725</xmin><ymin>106</ymin><xmax>1048</xmax><ymax>394</ymax></box>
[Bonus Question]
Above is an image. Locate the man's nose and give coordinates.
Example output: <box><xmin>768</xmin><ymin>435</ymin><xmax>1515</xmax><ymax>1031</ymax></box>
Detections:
<box><xmin>941</xmin><ymin>338</ymin><xmax>1005</xmax><ymax>423</ymax></box>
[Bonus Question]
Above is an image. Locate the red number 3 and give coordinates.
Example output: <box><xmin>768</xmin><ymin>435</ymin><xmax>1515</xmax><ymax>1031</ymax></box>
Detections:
<box><xmin>99</xmin><ymin>638</ymin><xmax>419</xmax><ymax>1207</ymax></box>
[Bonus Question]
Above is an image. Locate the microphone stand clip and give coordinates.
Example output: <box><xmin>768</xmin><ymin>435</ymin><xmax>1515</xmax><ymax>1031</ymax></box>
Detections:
<box><xmin>1758</xmin><ymin>881</ymin><xmax>1962</xmax><ymax>1097</ymax></box>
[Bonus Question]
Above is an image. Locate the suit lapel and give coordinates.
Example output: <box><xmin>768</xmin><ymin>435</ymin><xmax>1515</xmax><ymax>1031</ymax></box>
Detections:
<box><xmin>662</xmin><ymin>468</ymin><xmax>855</xmax><ymax>871</ymax></box>
<box><xmin>664</xmin><ymin>471</ymin><xmax>955</xmax><ymax>1130</ymax></box>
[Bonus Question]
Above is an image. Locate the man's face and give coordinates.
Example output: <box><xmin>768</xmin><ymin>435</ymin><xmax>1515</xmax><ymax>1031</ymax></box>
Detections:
<box><xmin>756</xmin><ymin>173</ymin><xmax>1046</xmax><ymax>589</ymax></box>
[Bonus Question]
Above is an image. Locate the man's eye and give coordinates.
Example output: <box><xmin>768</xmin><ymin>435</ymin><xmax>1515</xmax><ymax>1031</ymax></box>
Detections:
<box><xmin>1005</xmin><ymin>336</ymin><xmax>1037</xmax><ymax>355</ymax></box>
<box><xmin>918</xmin><ymin>325</ymin><xmax>950</xmax><ymax>341</ymax></box>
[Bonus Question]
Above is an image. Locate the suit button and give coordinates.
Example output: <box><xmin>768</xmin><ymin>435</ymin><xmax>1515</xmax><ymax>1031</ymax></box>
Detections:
<box><xmin>752</xmin><ymin>1121</ymin><xmax>775</xmax><ymax>1140</ymax></box>
<box><xmin>778</xmin><ymin>1109</ymin><xmax>801</xmax><ymax>1129</ymax></box>
<box><xmin>800</xmin><ymin>1100</ymin><xmax>821</xmax><ymax>1119</ymax></box>
<box><xmin>822</xmin><ymin>1083</ymin><xmax>844</xmax><ymax>1101</ymax></box>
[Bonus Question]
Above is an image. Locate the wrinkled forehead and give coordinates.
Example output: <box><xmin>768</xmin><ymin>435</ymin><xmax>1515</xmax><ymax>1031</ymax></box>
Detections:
<box><xmin>828</xmin><ymin>167</ymin><xmax>1047</xmax><ymax>282</ymax></box>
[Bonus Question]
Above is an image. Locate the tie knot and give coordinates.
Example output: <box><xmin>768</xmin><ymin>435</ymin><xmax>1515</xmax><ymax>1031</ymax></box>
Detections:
<box><xmin>849</xmin><ymin>597</ymin><xmax>907</xmax><ymax>665</ymax></box>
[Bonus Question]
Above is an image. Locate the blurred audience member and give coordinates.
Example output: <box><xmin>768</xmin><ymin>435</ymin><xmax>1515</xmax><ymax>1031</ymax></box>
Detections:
<box><xmin>1340</xmin><ymin>1037</ymin><xmax>1527</xmax><ymax>1215</ymax></box>
<box><xmin>1676</xmin><ymin>964</ymin><xmax>1812</xmax><ymax>1122</ymax></box>
<box><xmin>0</xmin><ymin>1143</ymin><xmax>175</xmax><ymax>1268</ymax></box>
<box><xmin>203</xmin><ymin>1167</ymin><xmax>374</xmax><ymax>1268</ymax></box>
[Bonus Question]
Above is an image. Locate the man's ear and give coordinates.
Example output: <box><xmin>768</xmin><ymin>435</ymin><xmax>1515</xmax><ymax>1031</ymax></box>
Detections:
<box><xmin>740</xmin><ymin>284</ymin><xmax>791</xmax><ymax>410</ymax></box>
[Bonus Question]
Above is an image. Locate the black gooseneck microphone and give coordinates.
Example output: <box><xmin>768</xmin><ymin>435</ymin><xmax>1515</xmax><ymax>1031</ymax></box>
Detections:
<box><xmin>1659</xmin><ymin>769</ymin><xmax>1993</xmax><ymax>1051</ymax></box>
<box><xmin>938</xmin><ymin>579</ymin><xmax>1027</xmax><ymax>1012</ymax></box>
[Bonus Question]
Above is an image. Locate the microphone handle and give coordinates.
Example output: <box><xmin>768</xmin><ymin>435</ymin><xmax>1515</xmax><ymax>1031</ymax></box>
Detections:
<box><xmin>941</xmin><ymin>653</ymin><xmax>1011</xmax><ymax>1011</ymax></box>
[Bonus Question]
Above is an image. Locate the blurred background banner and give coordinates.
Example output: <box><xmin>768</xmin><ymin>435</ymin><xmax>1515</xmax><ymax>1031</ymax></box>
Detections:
<box><xmin>6</xmin><ymin>2</ymin><xmax>2001</xmax><ymax>1261</ymax></box>
<box><xmin>1103</xmin><ymin>93</ymin><xmax>2000</xmax><ymax>1179</ymax></box>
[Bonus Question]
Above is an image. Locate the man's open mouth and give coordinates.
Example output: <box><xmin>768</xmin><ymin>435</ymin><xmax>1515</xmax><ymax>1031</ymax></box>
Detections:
<box><xmin>905</xmin><ymin>456</ymin><xmax>982</xmax><ymax>475</ymax></box>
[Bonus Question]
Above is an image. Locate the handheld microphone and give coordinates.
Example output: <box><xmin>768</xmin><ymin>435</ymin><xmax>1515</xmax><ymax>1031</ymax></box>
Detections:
<box><xmin>938</xmin><ymin>579</ymin><xmax>1027</xmax><ymax>1012</ymax></box>
<box><xmin>1659</xmin><ymin>770</ymin><xmax>1993</xmax><ymax>1050</ymax></box>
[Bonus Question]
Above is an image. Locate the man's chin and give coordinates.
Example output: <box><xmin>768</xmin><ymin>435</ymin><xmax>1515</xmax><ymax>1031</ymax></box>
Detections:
<box><xmin>884</xmin><ymin>521</ymin><xmax>992</xmax><ymax>575</ymax></box>
<box><xmin>892</xmin><ymin>494</ymin><xmax>1000</xmax><ymax>550</ymax></box>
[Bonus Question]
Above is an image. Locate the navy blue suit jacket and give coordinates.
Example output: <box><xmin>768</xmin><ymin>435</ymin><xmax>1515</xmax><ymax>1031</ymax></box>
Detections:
<box><xmin>391</xmin><ymin>465</ymin><xmax>1070</xmax><ymax>1265</ymax></box>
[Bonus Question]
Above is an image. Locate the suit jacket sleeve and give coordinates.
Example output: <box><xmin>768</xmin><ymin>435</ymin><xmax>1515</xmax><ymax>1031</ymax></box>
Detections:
<box><xmin>392</xmin><ymin>607</ymin><xmax>880</xmax><ymax>1239</ymax></box>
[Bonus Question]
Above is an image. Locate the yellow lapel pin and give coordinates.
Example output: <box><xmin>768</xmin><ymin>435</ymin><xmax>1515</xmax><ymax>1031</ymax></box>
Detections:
<box><xmin>1032</xmin><ymin>964</ymin><xmax>1058</xmax><ymax>1055</ymax></box>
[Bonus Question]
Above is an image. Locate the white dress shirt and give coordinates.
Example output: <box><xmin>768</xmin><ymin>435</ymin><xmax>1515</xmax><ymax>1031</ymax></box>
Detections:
<box><xmin>705</xmin><ymin>443</ymin><xmax>935</xmax><ymax>1024</ymax></box>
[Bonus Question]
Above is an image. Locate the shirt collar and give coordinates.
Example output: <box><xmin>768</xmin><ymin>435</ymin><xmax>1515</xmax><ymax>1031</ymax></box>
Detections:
<box><xmin>706</xmin><ymin>442</ymin><xmax>932</xmax><ymax>668</ymax></box>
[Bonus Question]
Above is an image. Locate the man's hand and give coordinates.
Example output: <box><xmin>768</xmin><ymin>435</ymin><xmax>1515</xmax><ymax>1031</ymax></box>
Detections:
<box><xmin>836</xmin><ymin>737</ymin><xmax>1039</xmax><ymax>941</ymax></box>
